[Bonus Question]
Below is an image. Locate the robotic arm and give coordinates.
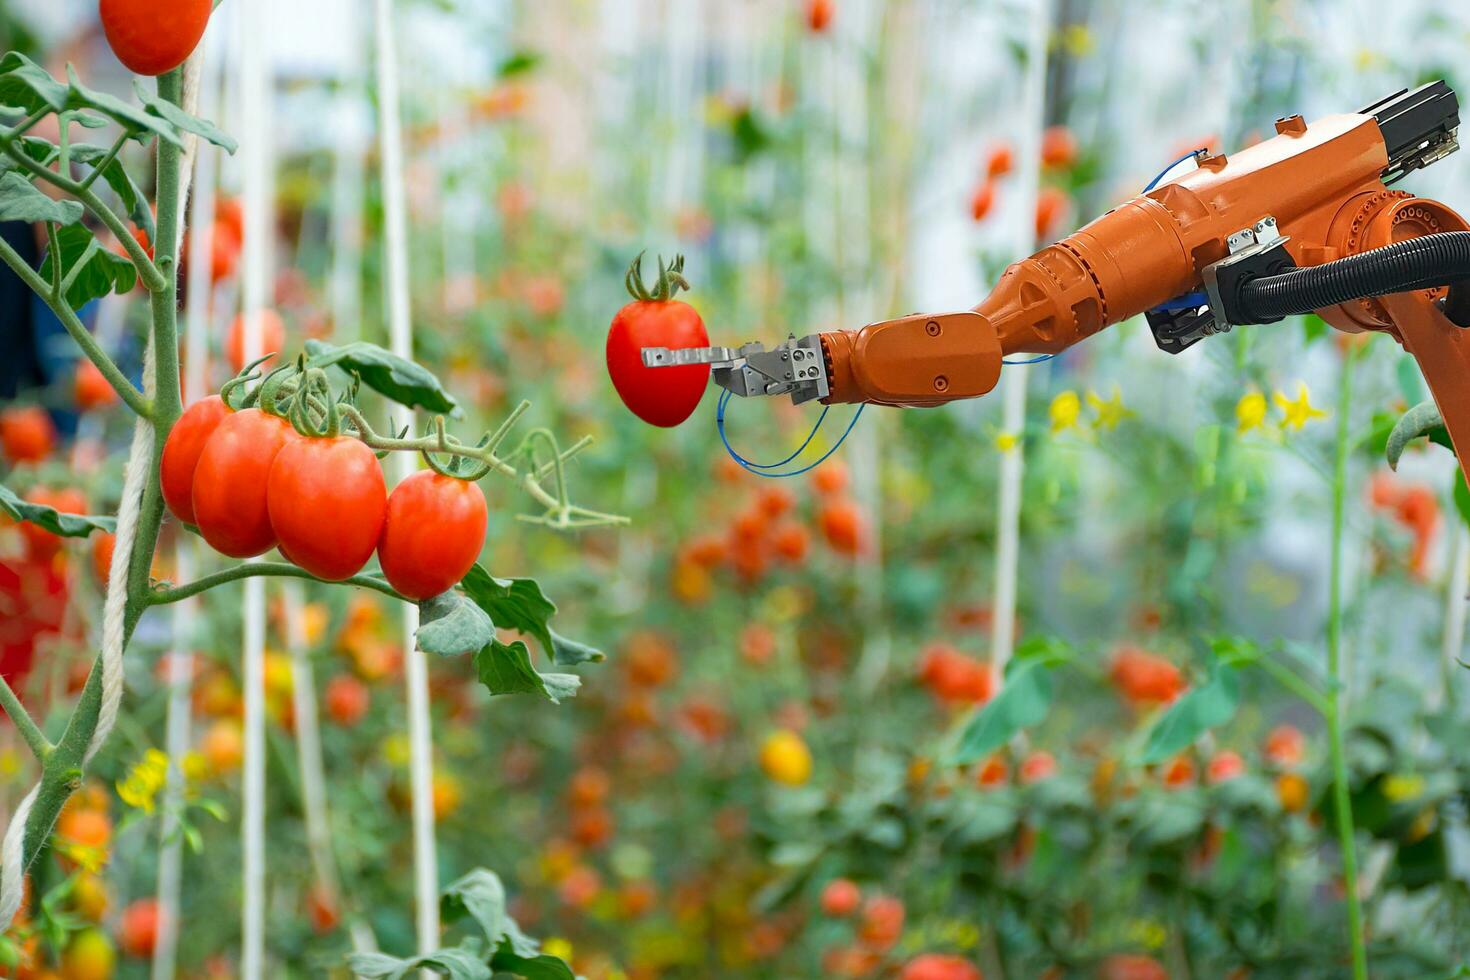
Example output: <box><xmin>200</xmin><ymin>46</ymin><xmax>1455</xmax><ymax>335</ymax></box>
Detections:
<box><xmin>644</xmin><ymin>82</ymin><xmax>1470</xmax><ymax>464</ymax></box>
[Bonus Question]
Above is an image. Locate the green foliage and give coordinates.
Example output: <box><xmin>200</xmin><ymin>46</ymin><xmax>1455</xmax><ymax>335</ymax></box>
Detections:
<box><xmin>1141</xmin><ymin>665</ymin><xmax>1240</xmax><ymax>764</ymax></box>
<box><xmin>305</xmin><ymin>339</ymin><xmax>461</xmax><ymax>416</ymax></box>
<box><xmin>0</xmin><ymin>171</ymin><xmax>81</xmax><ymax>224</ymax></box>
<box><xmin>416</xmin><ymin>590</ymin><xmax>496</xmax><ymax>657</ymax></box>
<box><xmin>1386</xmin><ymin>400</ymin><xmax>1453</xmax><ymax>469</ymax></box>
<box><xmin>0</xmin><ymin>483</ymin><xmax>115</xmax><ymax>538</ymax></box>
<box><xmin>38</xmin><ymin>223</ymin><xmax>139</xmax><ymax>309</ymax></box>
<box><xmin>132</xmin><ymin>80</ymin><xmax>238</xmax><ymax>153</ymax></box>
<box><xmin>950</xmin><ymin>638</ymin><xmax>1070</xmax><ymax>765</ymax></box>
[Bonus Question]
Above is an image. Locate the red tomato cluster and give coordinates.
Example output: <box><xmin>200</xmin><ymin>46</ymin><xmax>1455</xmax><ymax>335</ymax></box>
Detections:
<box><xmin>900</xmin><ymin>953</ymin><xmax>983</xmax><ymax>980</ymax></box>
<box><xmin>968</xmin><ymin>126</ymin><xmax>1078</xmax><ymax>241</ymax></box>
<box><xmin>1109</xmin><ymin>645</ymin><xmax>1186</xmax><ymax>705</ymax></box>
<box><xmin>161</xmin><ymin>399</ymin><xmax>487</xmax><ymax>597</ymax></box>
<box><xmin>1368</xmin><ymin>471</ymin><xmax>1440</xmax><ymax>578</ymax></box>
<box><xmin>817</xmin><ymin>886</ymin><xmax>908</xmax><ymax>976</ymax></box>
<box><xmin>669</xmin><ymin>460</ymin><xmax>863</xmax><ymax>600</ymax></box>
<box><xmin>916</xmin><ymin>643</ymin><xmax>994</xmax><ymax>706</ymax></box>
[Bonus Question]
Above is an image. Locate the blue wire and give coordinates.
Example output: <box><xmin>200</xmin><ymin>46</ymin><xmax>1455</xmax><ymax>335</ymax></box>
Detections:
<box><xmin>1002</xmin><ymin>353</ymin><xmax>1056</xmax><ymax>365</ymax></box>
<box><xmin>1143</xmin><ymin>148</ymin><xmax>1205</xmax><ymax>193</ymax></box>
<box><xmin>716</xmin><ymin>387</ymin><xmax>865</xmax><ymax>479</ymax></box>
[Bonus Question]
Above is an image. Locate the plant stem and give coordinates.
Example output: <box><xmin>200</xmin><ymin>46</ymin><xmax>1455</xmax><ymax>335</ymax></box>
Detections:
<box><xmin>0</xmin><ymin>676</ymin><xmax>53</xmax><ymax>760</ymax></box>
<box><xmin>0</xmin><ymin>233</ymin><xmax>152</xmax><ymax>418</ymax></box>
<box><xmin>1256</xmin><ymin>656</ymin><xmax>1330</xmax><ymax>716</ymax></box>
<box><xmin>147</xmin><ymin>562</ymin><xmax>406</xmax><ymax>606</ymax></box>
<box><xmin>1325</xmin><ymin>347</ymin><xmax>1368</xmax><ymax>980</ymax></box>
<box><xmin>75</xmin><ymin>131</ymin><xmax>129</xmax><ymax>193</ymax></box>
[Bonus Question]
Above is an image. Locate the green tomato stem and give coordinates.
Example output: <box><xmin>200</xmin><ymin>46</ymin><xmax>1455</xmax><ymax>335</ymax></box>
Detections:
<box><xmin>0</xmin><ymin>676</ymin><xmax>53</xmax><ymax>761</ymax></box>
<box><xmin>147</xmin><ymin>562</ymin><xmax>407</xmax><ymax>606</ymax></box>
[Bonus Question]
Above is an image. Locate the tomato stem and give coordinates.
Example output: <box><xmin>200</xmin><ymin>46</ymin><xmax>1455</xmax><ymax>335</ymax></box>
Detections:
<box><xmin>147</xmin><ymin>561</ymin><xmax>407</xmax><ymax>606</ymax></box>
<box><xmin>624</xmin><ymin>251</ymin><xmax>691</xmax><ymax>302</ymax></box>
<box><xmin>0</xmin><ymin>676</ymin><xmax>53</xmax><ymax>761</ymax></box>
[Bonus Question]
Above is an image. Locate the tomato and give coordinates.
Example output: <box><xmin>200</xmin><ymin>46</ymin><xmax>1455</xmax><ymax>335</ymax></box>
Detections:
<box><xmin>571</xmin><ymin>806</ymin><xmax>614</xmax><ymax>848</ymax></box>
<box><xmin>806</xmin><ymin>0</ymin><xmax>834</xmax><ymax>32</ymax></box>
<box><xmin>819</xmin><ymin>498</ymin><xmax>864</xmax><ymax>555</ymax></box>
<box><xmin>858</xmin><ymin>894</ymin><xmax>905</xmax><ymax>951</ymax></box>
<box><xmin>118</xmin><ymin>898</ymin><xmax>160</xmax><ymax>958</ymax></box>
<box><xmin>190</xmin><ymin>408</ymin><xmax>294</xmax><ymax>557</ymax></box>
<box><xmin>1206</xmin><ymin>749</ymin><xmax>1246</xmax><ymax>784</ymax></box>
<box><xmin>55</xmin><ymin>807</ymin><xmax>111</xmax><ymax>852</ymax></box>
<box><xmin>99</xmin><ymin>0</ymin><xmax>211</xmax><ymax>76</ymax></box>
<box><xmin>1035</xmin><ymin>186</ymin><xmax>1069</xmax><ymax>241</ymax></box>
<box><xmin>811</xmin><ymin>460</ymin><xmax>848</xmax><ymax>496</ymax></box>
<box><xmin>20</xmin><ymin>486</ymin><xmax>87</xmax><ymax>562</ymax></box>
<box><xmin>1264</xmin><ymin>724</ymin><xmax>1305</xmax><ymax>769</ymax></box>
<box><xmin>432</xmin><ymin>772</ymin><xmax>463</xmax><ymax>821</ymax></box>
<box><xmin>266</xmin><ymin>436</ymin><xmax>386</xmax><ymax>580</ymax></box>
<box><xmin>1018</xmin><ymin>750</ymin><xmax>1058</xmax><ymax>784</ymax></box>
<box><xmin>1098</xmin><ymin>954</ymin><xmax>1168</xmax><ymax>980</ymax></box>
<box><xmin>969</xmin><ymin>180</ymin><xmax>996</xmax><ymax>222</ymax></box>
<box><xmin>1277</xmin><ymin>772</ymin><xmax>1309</xmax><ymax>813</ymax></box>
<box><xmin>72</xmin><ymin>361</ymin><xmax>117</xmax><ymax>411</ymax></box>
<box><xmin>215</xmin><ymin>197</ymin><xmax>244</xmax><ymax>242</ymax></box>
<box><xmin>819</xmin><ymin>878</ymin><xmax>861</xmax><ymax>918</ymax></box>
<box><xmin>160</xmin><ymin>395</ymin><xmax>232</xmax><ymax>525</ymax></box>
<box><xmin>376</xmin><ymin>470</ymin><xmax>487</xmax><ymax>599</ymax></box>
<box><xmin>0</xmin><ymin>405</ymin><xmax>55</xmax><ymax>463</ymax></box>
<box><xmin>771</xmin><ymin>521</ymin><xmax>810</xmax><ymax>562</ymax></box>
<box><xmin>307</xmin><ymin>883</ymin><xmax>341</xmax><ymax>935</ymax></box>
<box><xmin>986</xmin><ymin>142</ymin><xmax>1014</xmax><ymax>179</ymax></box>
<box><xmin>606</xmin><ymin>255</ymin><xmax>710</xmax><ymax>427</ymax></box>
<box><xmin>1161</xmin><ymin>754</ymin><xmax>1196</xmax><ymax>788</ymax></box>
<box><xmin>1040</xmin><ymin>124</ymin><xmax>1078</xmax><ymax>170</ymax></box>
<box><xmin>975</xmin><ymin>753</ymin><xmax>1009</xmax><ymax>788</ymax></box>
<box><xmin>225</xmin><ymin>308</ymin><xmax>286</xmax><ymax>372</ymax></box>
<box><xmin>759</xmin><ymin>729</ymin><xmax>812</xmax><ymax>786</ymax></box>
<box><xmin>900</xmin><ymin>953</ymin><xmax>982</xmax><ymax>980</ymax></box>
<box><xmin>324</xmin><ymin>674</ymin><xmax>370</xmax><ymax>727</ymax></box>
<box><xmin>201</xmin><ymin>718</ymin><xmax>244</xmax><ymax>773</ymax></box>
<box><xmin>568</xmin><ymin>766</ymin><xmax>610</xmax><ymax>808</ymax></box>
<box><xmin>61</xmin><ymin>928</ymin><xmax>116</xmax><ymax>980</ymax></box>
<box><xmin>1109</xmin><ymin>646</ymin><xmax>1185</xmax><ymax>704</ymax></box>
<box><xmin>90</xmin><ymin>532</ymin><xmax>116</xmax><ymax>587</ymax></box>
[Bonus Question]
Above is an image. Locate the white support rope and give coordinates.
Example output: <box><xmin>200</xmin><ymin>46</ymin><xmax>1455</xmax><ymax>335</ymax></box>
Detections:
<box><xmin>373</xmin><ymin>0</ymin><xmax>439</xmax><ymax>956</ymax></box>
<box><xmin>238</xmin><ymin>0</ymin><xmax>274</xmax><ymax>971</ymax></box>
<box><xmin>988</xmin><ymin>0</ymin><xmax>1050</xmax><ymax>677</ymax></box>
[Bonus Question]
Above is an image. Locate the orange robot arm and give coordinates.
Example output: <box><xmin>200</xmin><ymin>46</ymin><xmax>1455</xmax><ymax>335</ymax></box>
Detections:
<box><xmin>642</xmin><ymin>83</ymin><xmax>1468</xmax><ymax>458</ymax></box>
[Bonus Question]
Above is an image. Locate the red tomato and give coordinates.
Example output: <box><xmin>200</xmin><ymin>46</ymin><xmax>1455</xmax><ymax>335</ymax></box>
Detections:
<box><xmin>215</xmin><ymin>198</ymin><xmax>245</xmax><ymax>242</ymax></box>
<box><xmin>1098</xmin><ymin>954</ymin><xmax>1168</xmax><ymax>980</ymax></box>
<box><xmin>73</xmin><ymin>361</ymin><xmax>117</xmax><ymax>411</ymax></box>
<box><xmin>1040</xmin><ymin>125</ymin><xmax>1078</xmax><ymax>169</ymax></box>
<box><xmin>811</xmin><ymin>460</ymin><xmax>848</xmax><ymax>496</ymax></box>
<box><xmin>307</xmin><ymin>883</ymin><xmax>340</xmax><ymax>935</ymax></box>
<box><xmin>819</xmin><ymin>878</ymin><xmax>861</xmax><ymax>917</ymax></box>
<box><xmin>1264</xmin><ymin>724</ymin><xmax>1305</xmax><ymax>769</ymax></box>
<box><xmin>376</xmin><ymin>470</ymin><xmax>488</xmax><ymax>599</ymax></box>
<box><xmin>1018</xmin><ymin>750</ymin><xmax>1057</xmax><ymax>784</ymax></box>
<box><xmin>226</xmin><ymin>308</ymin><xmax>286</xmax><ymax>372</ymax></box>
<box><xmin>160</xmin><ymin>395</ymin><xmax>232</xmax><ymax>526</ymax></box>
<box><xmin>324</xmin><ymin>674</ymin><xmax>370</xmax><ymax>727</ymax></box>
<box><xmin>100</xmin><ymin>0</ymin><xmax>211</xmax><ymax>76</ymax></box>
<box><xmin>900</xmin><ymin>953</ymin><xmax>983</xmax><ymax>980</ymax></box>
<box><xmin>819</xmin><ymin>498</ymin><xmax>864</xmax><ymax>555</ymax></box>
<box><xmin>969</xmin><ymin>181</ymin><xmax>996</xmax><ymax>222</ymax></box>
<box><xmin>1109</xmin><ymin>646</ymin><xmax>1185</xmax><ymax>704</ymax></box>
<box><xmin>91</xmin><ymin>531</ymin><xmax>116</xmax><ymax>587</ymax></box>
<box><xmin>1035</xmin><ymin>186</ymin><xmax>1069</xmax><ymax>241</ymax></box>
<box><xmin>772</xmin><ymin>521</ymin><xmax>810</xmax><ymax>563</ymax></box>
<box><xmin>20</xmin><ymin>486</ymin><xmax>87</xmax><ymax>561</ymax></box>
<box><xmin>190</xmin><ymin>408</ymin><xmax>294</xmax><ymax>557</ymax></box>
<box><xmin>857</xmin><ymin>894</ymin><xmax>905</xmax><ymax>951</ymax></box>
<box><xmin>1206</xmin><ymin>750</ymin><xmax>1246</xmax><ymax>784</ymax></box>
<box><xmin>606</xmin><ymin>256</ymin><xmax>710</xmax><ymax>427</ymax></box>
<box><xmin>806</xmin><ymin>0</ymin><xmax>834</xmax><ymax>32</ymax></box>
<box><xmin>0</xmin><ymin>405</ymin><xmax>56</xmax><ymax>463</ymax></box>
<box><xmin>266</xmin><ymin>436</ymin><xmax>386</xmax><ymax>580</ymax></box>
<box><xmin>118</xmin><ymin>898</ymin><xmax>160</xmax><ymax>958</ymax></box>
<box><xmin>985</xmin><ymin>143</ymin><xmax>1014</xmax><ymax>179</ymax></box>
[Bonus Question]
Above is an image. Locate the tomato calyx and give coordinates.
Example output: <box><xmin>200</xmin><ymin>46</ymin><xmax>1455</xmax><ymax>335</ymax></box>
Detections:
<box><xmin>624</xmin><ymin>251</ymin><xmax>691</xmax><ymax>303</ymax></box>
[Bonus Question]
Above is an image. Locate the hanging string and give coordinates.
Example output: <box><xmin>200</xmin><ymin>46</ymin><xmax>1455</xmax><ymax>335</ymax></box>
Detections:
<box><xmin>716</xmin><ymin>388</ymin><xmax>864</xmax><ymax>478</ymax></box>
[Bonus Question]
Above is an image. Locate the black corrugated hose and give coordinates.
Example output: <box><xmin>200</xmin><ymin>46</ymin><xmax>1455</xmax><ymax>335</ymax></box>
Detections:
<box><xmin>1236</xmin><ymin>231</ymin><xmax>1470</xmax><ymax>325</ymax></box>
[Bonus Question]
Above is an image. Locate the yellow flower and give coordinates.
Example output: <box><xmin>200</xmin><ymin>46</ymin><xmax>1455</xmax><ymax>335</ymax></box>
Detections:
<box><xmin>181</xmin><ymin>751</ymin><xmax>210</xmax><ymax>785</ymax></box>
<box><xmin>995</xmin><ymin>431</ymin><xmax>1019</xmax><ymax>452</ymax></box>
<box><xmin>116</xmin><ymin>749</ymin><xmax>170</xmax><ymax>814</ymax></box>
<box><xmin>1086</xmin><ymin>388</ymin><xmax>1134</xmax><ymax>430</ymax></box>
<box><xmin>1049</xmin><ymin>390</ymin><xmax>1081</xmax><ymax>432</ymax></box>
<box><xmin>1274</xmin><ymin>383</ymin><xmax>1328</xmax><ymax>430</ymax></box>
<box><xmin>1383</xmin><ymin>772</ymin><xmax>1425</xmax><ymax>803</ymax></box>
<box><xmin>1236</xmin><ymin>391</ymin><xmax>1268</xmax><ymax>432</ymax></box>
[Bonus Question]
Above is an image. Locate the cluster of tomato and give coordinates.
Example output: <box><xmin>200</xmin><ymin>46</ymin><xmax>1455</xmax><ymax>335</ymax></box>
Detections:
<box><xmin>1368</xmin><ymin>470</ymin><xmax>1441</xmax><ymax>578</ymax></box>
<box><xmin>669</xmin><ymin>458</ymin><xmax>866</xmax><ymax>601</ymax></box>
<box><xmin>159</xmin><ymin>390</ymin><xmax>487</xmax><ymax>599</ymax></box>
<box><xmin>814</xmin><ymin>881</ymin><xmax>965</xmax><ymax>978</ymax></box>
<box><xmin>1</xmin><ymin>786</ymin><xmax>161</xmax><ymax>978</ymax></box>
<box><xmin>916</xmin><ymin>642</ymin><xmax>995</xmax><ymax>706</ymax></box>
<box><xmin>1107</xmin><ymin>645</ymin><xmax>1187</xmax><ymax>706</ymax></box>
<box><xmin>968</xmin><ymin>125</ymin><xmax>1079</xmax><ymax>241</ymax></box>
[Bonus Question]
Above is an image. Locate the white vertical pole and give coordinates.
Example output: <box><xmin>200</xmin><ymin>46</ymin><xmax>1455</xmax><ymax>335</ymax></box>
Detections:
<box><xmin>988</xmin><ymin>0</ymin><xmax>1050</xmax><ymax>676</ymax></box>
<box><xmin>152</xmin><ymin>23</ymin><xmax>224</xmax><ymax>980</ymax></box>
<box><xmin>1438</xmin><ymin>525</ymin><xmax>1470</xmax><ymax>711</ymax></box>
<box><xmin>373</xmin><ymin>0</ymin><xmax>438</xmax><ymax>958</ymax></box>
<box><xmin>329</xmin><ymin>8</ymin><xmax>367</xmax><ymax>346</ymax></box>
<box><xmin>239</xmin><ymin>0</ymin><xmax>274</xmax><ymax>972</ymax></box>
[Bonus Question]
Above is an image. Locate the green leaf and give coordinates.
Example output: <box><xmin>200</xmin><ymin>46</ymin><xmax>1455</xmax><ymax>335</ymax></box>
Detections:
<box><xmin>0</xmin><ymin>52</ymin><xmax>68</xmax><ymax>114</ymax></box>
<box><xmin>472</xmin><ymin>639</ymin><xmax>580</xmax><ymax>703</ymax></box>
<box><xmin>950</xmin><ymin>659</ymin><xmax>1054</xmax><ymax>765</ymax></box>
<box><xmin>461</xmin><ymin>566</ymin><xmax>556</xmax><ymax>653</ymax></box>
<box><xmin>347</xmin><ymin>945</ymin><xmax>491</xmax><ymax>980</ymax></box>
<box><xmin>550</xmin><ymin>630</ymin><xmax>604</xmax><ymax>666</ymax></box>
<box><xmin>0</xmin><ymin>135</ymin><xmax>59</xmax><ymax>175</ymax></box>
<box><xmin>417</xmin><ymin>590</ymin><xmax>495</xmax><ymax>657</ymax></box>
<box><xmin>39</xmin><ymin>224</ymin><xmax>138</xmax><ymax>310</ymax></box>
<box><xmin>1453</xmin><ymin>472</ymin><xmax>1470</xmax><ymax>530</ymax></box>
<box><xmin>0</xmin><ymin>484</ymin><xmax>115</xmax><ymax>538</ymax></box>
<box><xmin>441</xmin><ymin>869</ymin><xmax>509</xmax><ymax>945</ymax></box>
<box><xmin>1140</xmin><ymin>666</ymin><xmax>1240</xmax><ymax>764</ymax></box>
<box><xmin>133</xmin><ymin>80</ymin><xmax>238</xmax><ymax>153</ymax></box>
<box><xmin>69</xmin><ymin>142</ymin><xmax>154</xmax><ymax>241</ymax></box>
<box><xmin>1387</xmin><ymin>400</ymin><xmax>1454</xmax><ymax>469</ymax></box>
<box><xmin>0</xmin><ymin>171</ymin><xmax>82</xmax><ymax>225</ymax></box>
<box><xmin>497</xmin><ymin>51</ymin><xmax>542</xmax><ymax>79</ymax></box>
<box><xmin>489</xmin><ymin>943</ymin><xmax>576</xmax><ymax>980</ymax></box>
<box><xmin>304</xmin><ymin>339</ymin><xmax>460</xmax><ymax>416</ymax></box>
<box><xmin>64</xmin><ymin>66</ymin><xmax>184</xmax><ymax>148</ymax></box>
